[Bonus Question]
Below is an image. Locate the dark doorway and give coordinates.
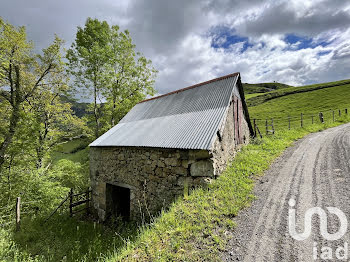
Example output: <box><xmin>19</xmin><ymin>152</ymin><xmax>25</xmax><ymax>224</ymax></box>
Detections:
<box><xmin>106</xmin><ymin>183</ymin><xmax>130</xmax><ymax>220</ymax></box>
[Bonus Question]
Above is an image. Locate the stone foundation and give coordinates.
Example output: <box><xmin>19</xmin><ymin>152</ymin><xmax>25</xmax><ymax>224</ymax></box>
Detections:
<box><xmin>90</xmin><ymin>147</ymin><xmax>215</xmax><ymax>221</ymax></box>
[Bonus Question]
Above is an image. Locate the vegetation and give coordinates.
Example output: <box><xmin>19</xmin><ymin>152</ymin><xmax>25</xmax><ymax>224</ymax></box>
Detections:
<box><xmin>67</xmin><ymin>18</ymin><xmax>157</xmax><ymax>138</ymax></box>
<box><xmin>242</xmin><ymin>82</ymin><xmax>292</xmax><ymax>94</ymax></box>
<box><xmin>0</xmin><ymin>17</ymin><xmax>156</xmax><ymax>262</ymax></box>
<box><xmin>248</xmin><ymin>82</ymin><xmax>350</xmax><ymax>129</ymax></box>
<box><xmin>246</xmin><ymin>78</ymin><xmax>350</xmax><ymax>107</ymax></box>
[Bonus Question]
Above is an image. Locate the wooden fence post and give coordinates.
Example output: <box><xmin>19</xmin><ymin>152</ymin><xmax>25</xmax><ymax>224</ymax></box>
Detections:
<box><xmin>333</xmin><ymin>110</ymin><xmax>335</xmax><ymax>122</ymax></box>
<box><xmin>69</xmin><ymin>188</ymin><xmax>73</xmax><ymax>217</ymax></box>
<box><xmin>253</xmin><ymin>119</ymin><xmax>257</xmax><ymax>137</ymax></box>
<box><xmin>339</xmin><ymin>109</ymin><xmax>341</xmax><ymax>117</ymax></box>
<box><xmin>265</xmin><ymin>119</ymin><xmax>268</xmax><ymax>135</ymax></box>
<box><xmin>86</xmin><ymin>188</ymin><xmax>90</xmax><ymax>215</ymax></box>
<box><xmin>301</xmin><ymin>113</ymin><xmax>303</xmax><ymax>128</ymax></box>
<box><xmin>288</xmin><ymin>116</ymin><xmax>291</xmax><ymax>130</ymax></box>
<box><xmin>319</xmin><ymin>112</ymin><xmax>324</xmax><ymax>123</ymax></box>
<box><xmin>346</xmin><ymin>108</ymin><xmax>348</xmax><ymax>115</ymax></box>
<box><xmin>16</xmin><ymin>197</ymin><xmax>21</xmax><ymax>231</ymax></box>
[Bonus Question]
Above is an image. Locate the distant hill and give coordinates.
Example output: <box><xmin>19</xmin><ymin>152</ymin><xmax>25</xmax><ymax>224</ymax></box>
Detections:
<box><xmin>242</xmin><ymin>82</ymin><xmax>292</xmax><ymax>94</ymax></box>
<box><xmin>247</xmin><ymin>78</ymin><xmax>350</xmax><ymax>129</ymax></box>
<box><xmin>61</xmin><ymin>96</ymin><xmax>90</xmax><ymax>118</ymax></box>
<box><xmin>246</xmin><ymin>79</ymin><xmax>350</xmax><ymax>107</ymax></box>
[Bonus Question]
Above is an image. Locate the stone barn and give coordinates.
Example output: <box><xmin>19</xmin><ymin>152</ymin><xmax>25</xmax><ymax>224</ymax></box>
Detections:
<box><xmin>89</xmin><ymin>72</ymin><xmax>253</xmax><ymax>221</ymax></box>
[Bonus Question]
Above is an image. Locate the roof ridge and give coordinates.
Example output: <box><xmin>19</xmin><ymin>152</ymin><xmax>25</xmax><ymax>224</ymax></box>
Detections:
<box><xmin>138</xmin><ymin>72</ymin><xmax>240</xmax><ymax>104</ymax></box>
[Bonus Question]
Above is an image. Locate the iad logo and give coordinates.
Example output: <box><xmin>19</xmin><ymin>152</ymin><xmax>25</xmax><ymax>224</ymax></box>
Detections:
<box><xmin>288</xmin><ymin>199</ymin><xmax>347</xmax><ymax>241</ymax></box>
<box><xmin>288</xmin><ymin>199</ymin><xmax>348</xmax><ymax>260</ymax></box>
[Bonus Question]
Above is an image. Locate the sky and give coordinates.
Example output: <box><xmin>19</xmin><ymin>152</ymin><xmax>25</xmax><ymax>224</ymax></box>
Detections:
<box><xmin>1</xmin><ymin>0</ymin><xmax>350</xmax><ymax>95</ymax></box>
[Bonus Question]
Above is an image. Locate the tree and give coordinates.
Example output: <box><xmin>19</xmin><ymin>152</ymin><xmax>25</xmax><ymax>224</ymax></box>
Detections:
<box><xmin>103</xmin><ymin>27</ymin><xmax>156</xmax><ymax>128</ymax></box>
<box><xmin>0</xmin><ymin>18</ymin><xmax>67</xmax><ymax>170</ymax></box>
<box><xmin>66</xmin><ymin>18</ymin><xmax>111</xmax><ymax>138</ymax></box>
<box><xmin>27</xmin><ymin>90</ymin><xmax>87</xmax><ymax>168</ymax></box>
<box><xmin>67</xmin><ymin>18</ymin><xmax>157</xmax><ymax>136</ymax></box>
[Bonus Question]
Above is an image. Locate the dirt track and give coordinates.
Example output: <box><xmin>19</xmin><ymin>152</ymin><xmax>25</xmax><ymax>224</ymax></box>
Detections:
<box><xmin>222</xmin><ymin>123</ymin><xmax>350</xmax><ymax>261</ymax></box>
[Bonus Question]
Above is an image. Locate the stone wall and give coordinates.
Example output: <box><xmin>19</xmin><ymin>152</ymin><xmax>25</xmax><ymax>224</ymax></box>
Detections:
<box><xmin>90</xmin><ymin>147</ymin><xmax>215</xmax><ymax>221</ymax></box>
<box><xmin>211</xmin><ymin>98</ymin><xmax>250</xmax><ymax>175</ymax></box>
<box><xmin>90</xmin><ymin>96</ymin><xmax>251</xmax><ymax>222</ymax></box>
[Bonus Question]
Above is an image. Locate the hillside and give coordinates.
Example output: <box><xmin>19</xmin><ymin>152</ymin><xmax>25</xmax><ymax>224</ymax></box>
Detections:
<box><xmin>246</xmin><ymin>79</ymin><xmax>350</xmax><ymax>107</ymax></box>
<box><xmin>242</xmin><ymin>82</ymin><xmax>292</xmax><ymax>94</ymax></box>
<box><xmin>247</xmin><ymin>79</ymin><xmax>350</xmax><ymax>130</ymax></box>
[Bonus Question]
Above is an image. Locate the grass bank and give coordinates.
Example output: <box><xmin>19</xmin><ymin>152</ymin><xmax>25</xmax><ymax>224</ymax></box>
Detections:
<box><xmin>0</xmin><ymin>212</ymin><xmax>139</xmax><ymax>261</ymax></box>
<box><xmin>108</xmin><ymin>115</ymin><xmax>350</xmax><ymax>262</ymax></box>
<box><xmin>246</xmin><ymin>79</ymin><xmax>350</xmax><ymax>107</ymax></box>
<box><xmin>249</xmin><ymin>83</ymin><xmax>350</xmax><ymax>130</ymax></box>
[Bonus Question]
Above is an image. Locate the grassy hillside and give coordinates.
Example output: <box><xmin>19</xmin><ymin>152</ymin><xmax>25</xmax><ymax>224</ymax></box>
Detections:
<box><xmin>248</xmin><ymin>81</ymin><xmax>350</xmax><ymax>130</ymax></box>
<box><xmin>50</xmin><ymin>138</ymin><xmax>90</xmax><ymax>164</ymax></box>
<box><xmin>242</xmin><ymin>82</ymin><xmax>292</xmax><ymax>94</ymax></box>
<box><xmin>246</xmin><ymin>79</ymin><xmax>350</xmax><ymax>107</ymax></box>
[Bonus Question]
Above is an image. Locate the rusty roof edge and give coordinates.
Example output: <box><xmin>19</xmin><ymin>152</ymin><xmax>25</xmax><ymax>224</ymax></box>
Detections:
<box><xmin>139</xmin><ymin>72</ymin><xmax>240</xmax><ymax>104</ymax></box>
<box><xmin>208</xmin><ymin>74</ymin><xmax>239</xmax><ymax>151</ymax></box>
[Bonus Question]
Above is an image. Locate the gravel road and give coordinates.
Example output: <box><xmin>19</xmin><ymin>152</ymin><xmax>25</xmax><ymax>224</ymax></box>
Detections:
<box><xmin>222</xmin><ymin>123</ymin><xmax>350</xmax><ymax>261</ymax></box>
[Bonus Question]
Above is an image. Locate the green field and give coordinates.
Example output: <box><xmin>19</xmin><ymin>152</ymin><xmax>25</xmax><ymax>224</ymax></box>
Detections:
<box><xmin>246</xmin><ymin>79</ymin><xmax>350</xmax><ymax>107</ymax></box>
<box><xmin>50</xmin><ymin>138</ymin><xmax>90</xmax><ymax>164</ymax></box>
<box><xmin>242</xmin><ymin>82</ymin><xmax>292</xmax><ymax>94</ymax></box>
<box><xmin>247</xmin><ymin>80</ymin><xmax>350</xmax><ymax>130</ymax></box>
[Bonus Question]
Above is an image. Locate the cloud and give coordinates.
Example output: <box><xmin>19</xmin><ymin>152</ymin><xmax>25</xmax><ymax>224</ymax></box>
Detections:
<box><xmin>1</xmin><ymin>0</ymin><xmax>350</xmax><ymax>96</ymax></box>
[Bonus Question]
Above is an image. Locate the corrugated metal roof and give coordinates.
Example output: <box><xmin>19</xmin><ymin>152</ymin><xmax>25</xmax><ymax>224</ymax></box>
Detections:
<box><xmin>90</xmin><ymin>73</ymin><xmax>240</xmax><ymax>150</ymax></box>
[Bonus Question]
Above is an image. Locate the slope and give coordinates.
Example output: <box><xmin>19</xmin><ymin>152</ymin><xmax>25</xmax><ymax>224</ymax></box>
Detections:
<box><xmin>248</xmin><ymin>81</ymin><xmax>350</xmax><ymax>130</ymax></box>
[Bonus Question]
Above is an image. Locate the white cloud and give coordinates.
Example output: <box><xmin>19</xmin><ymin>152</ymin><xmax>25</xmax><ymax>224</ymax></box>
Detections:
<box><xmin>1</xmin><ymin>0</ymin><xmax>350</xmax><ymax>95</ymax></box>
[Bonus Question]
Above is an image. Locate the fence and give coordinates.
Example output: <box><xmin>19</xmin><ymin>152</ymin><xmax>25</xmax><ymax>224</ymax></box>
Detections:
<box><xmin>0</xmin><ymin>188</ymin><xmax>91</xmax><ymax>230</ymax></box>
<box><xmin>44</xmin><ymin>188</ymin><xmax>91</xmax><ymax>224</ymax></box>
<box><xmin>252</xmin><ymin>107</ymin><xmax>349</xmax><ymax>138</ymax></box>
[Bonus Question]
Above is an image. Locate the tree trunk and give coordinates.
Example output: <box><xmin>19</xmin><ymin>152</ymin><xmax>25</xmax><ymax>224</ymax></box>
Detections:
<box><xmin>93</xmin><ymin>85</ymin><xmax>100</xmax><ymax>138</ymax></box>
<box><xmin>0</xmin><ymin>66</ymin><xmax>21</xmax><ymax>171</ymax></box>
<box><xmin>0</xmin><ymin>103</ymin><xmax>20</xmax><ymax>170</ymax></box>
<box><xmin>111</xmin><ymin>95</ymin><xmax>116</xmax><ymax>127</ymax></box>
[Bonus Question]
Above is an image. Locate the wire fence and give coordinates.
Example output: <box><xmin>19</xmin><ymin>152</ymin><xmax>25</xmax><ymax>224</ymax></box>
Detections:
<box><xmin>252</xmin><ymin>106</ymin><xmax>350</xmax><ymax>138</ymax></box>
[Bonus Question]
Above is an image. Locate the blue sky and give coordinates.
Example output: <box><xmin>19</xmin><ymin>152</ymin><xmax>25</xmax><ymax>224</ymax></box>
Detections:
<box><xmin>1</xmin><ymin>0</ymin><xmax>350</xmax><ymax>94</ymax></box>
<box><xmin>210</xmin><ymin>27</ymin><xmax>253</xmax><ymax>53</ymax></box>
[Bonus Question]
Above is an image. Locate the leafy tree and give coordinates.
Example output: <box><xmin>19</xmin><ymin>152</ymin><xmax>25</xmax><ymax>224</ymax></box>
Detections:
<box><xmin>27</xmin><ymin>90</ymin><xmax>87</xmax><ymax>168</ymax></box>
<box><xmin>67</xmin><ymin>18</ymin><xmax>157</xmax><ymax>136</ymax></box>
<box><xmin>66</xmin><ymin>18</ymin><xmax>111</xmax><ymax>138</ymax></box>
<box><xmin>0</xmin><ymin>18</ymin><xmax>67</xmax><ymax>170</ymax></box>
<box><xmin>103</xmin><ymin>26</ymin><xmax>156</xmax><ymax>128</ymax></box>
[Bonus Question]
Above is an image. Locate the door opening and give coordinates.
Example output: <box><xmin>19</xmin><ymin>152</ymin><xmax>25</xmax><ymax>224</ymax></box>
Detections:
<box><xmin>106</xmin><ymin>183</ymin><xmax>130</xmax><ymax>220</ymax></box>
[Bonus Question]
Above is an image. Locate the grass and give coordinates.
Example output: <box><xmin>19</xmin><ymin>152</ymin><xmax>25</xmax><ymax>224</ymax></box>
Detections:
<box><xmin>50</xmin><ymin>138</ymin><xmax>90</xmax><ymax>164</ymax></box>
<box><xmin>242</xmin><ymin>82</ymin><xmax>292</xmax><ymax>94</ymax></box>
<box><xmin>249</xmin><ymin>83</ymin><xmax>350</xmax><ymax>130</ymax></box>
<box><xmin>1</xmin><ymin>213</ymin><xmax>138</xmax><ymax>262</ymax></box>
<box><xmin>245</xmin><ymin>93</ymin><xmax>263</xmax><ymax>99</ymax></box>
<box><xmin>106</xmin><ymin>115</ymin><xmax>350</xmax><ymax>261</ymax></box>
<box><xmin>246</xmin><ymin>78</ymin><xmax>350</xmax><ymax>107</ymax></box>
